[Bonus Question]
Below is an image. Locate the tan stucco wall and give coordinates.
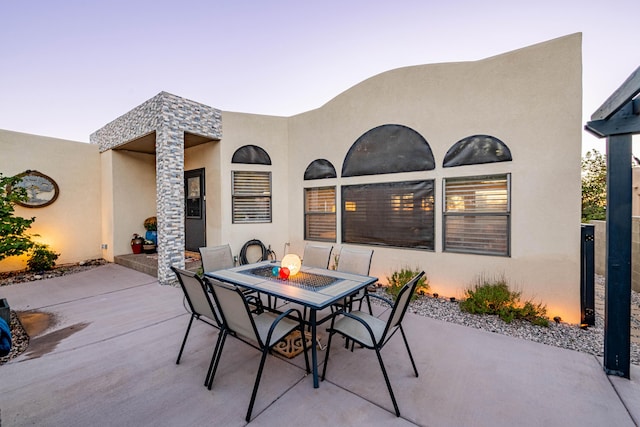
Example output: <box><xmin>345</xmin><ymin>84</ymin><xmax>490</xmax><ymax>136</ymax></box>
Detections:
<box><xmin>0</xmin><ymin>129</ymin><xmax>102</xmax><ymax>271</ymax></box>
<box><xmin>285</xmin><ymin>33</ymin><xmax>583</xmax><ymax>322</ymax></box>
<box><xmin>633</xmin><ymin>167</ymin><xmax>640</xmax><ymax>216</ymax></box>
<box><xmin>102</xmin><ymin>150</ymin><xmax>157</xmax><ymax>259</ymax></box>
<box><xmin>216</xmin><ymin>112</ymin><xmax>290</xmax><ymax>258</ymax></box>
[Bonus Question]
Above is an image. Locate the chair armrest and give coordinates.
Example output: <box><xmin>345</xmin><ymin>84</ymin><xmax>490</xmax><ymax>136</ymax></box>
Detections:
<box><xmin>265</xmin><ymin>308</ymin><xmax>304</xmax><ymax>345</ymax></box>
<box><xmin>365</xmin><ymin>293</ymin><xmax>394</xmax><ymax>308</ymax></box>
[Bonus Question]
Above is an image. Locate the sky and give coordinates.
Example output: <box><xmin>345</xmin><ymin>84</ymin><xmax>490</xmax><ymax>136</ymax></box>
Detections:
<box><xmin>1</xmin><ymin>0</ymin><xmax>639</xmax><ymax>155</ymax></box>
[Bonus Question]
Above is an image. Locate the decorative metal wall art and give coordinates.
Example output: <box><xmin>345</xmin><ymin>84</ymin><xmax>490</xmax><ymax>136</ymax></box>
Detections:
<box><xmin>12</xmin><ymin>170</ymin><xmax>59</xmax><ymax>208</ymax></box>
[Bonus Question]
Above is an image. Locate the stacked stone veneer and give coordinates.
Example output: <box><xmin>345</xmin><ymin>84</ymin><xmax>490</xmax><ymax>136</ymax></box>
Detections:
<box><xmin>90</xmin><ymin>92</ymin><xmax>222</xmax><ymax>285</ymax></box>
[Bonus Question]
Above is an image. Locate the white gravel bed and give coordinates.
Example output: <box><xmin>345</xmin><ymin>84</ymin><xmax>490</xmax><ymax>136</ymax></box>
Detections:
<box><xmin>372</xmin><ymin>276</ymin><xmax>640</xmax><ymax>366</ymax></box>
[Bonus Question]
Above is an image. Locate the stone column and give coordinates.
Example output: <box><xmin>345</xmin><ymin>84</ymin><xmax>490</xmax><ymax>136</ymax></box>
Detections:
<box><xmin>156</xmin><ymin>126</ymin><xmax>185</xmax><ymax>284</ymax></box>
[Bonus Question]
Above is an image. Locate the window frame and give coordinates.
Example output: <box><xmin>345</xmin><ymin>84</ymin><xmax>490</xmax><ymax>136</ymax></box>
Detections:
<box><xmin>304</xmin><ymin>186</ymin><xmax>337</xmax><ymax>242</ymax></box>
<box><xmin>231</xmin><ymin>170</ymin><xmax>272</xmax><ymax>224</ymax></box>
<box><xmin>341</xmin><ymin>180</ymin><xmax>435</xmax><ymax>250</ymax></box>
<box><xmin>442</xmin><ymin>173</ymin><xmax>511</xmax><ymax>256</ymax></box>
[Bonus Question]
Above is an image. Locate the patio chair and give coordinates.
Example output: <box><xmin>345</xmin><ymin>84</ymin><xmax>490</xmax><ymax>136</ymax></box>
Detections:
<box><xmin>333</xmin><ymin>247</ymin><xmax>374</xmax><ymax>314</ymax></box>
<box><xmin>302</xmin><ymin>243</ymin><xmax>333</xmax><ymax>269</ymax></box>
<box><xmin>200</xmin><ymin>244</ymin><xmax>259</xmax><ymax>301</ymax></box>
<box><xmin>321</xmin><ymin>270</ymin><xmax>424</xmax><ymax>417</ymax></box>
<box><xmin>199</xmin><ymin>244</ymin><xmax>234</xmax><ymax>273</ymax></box>
<box><xmin>205</xmin><ymin>278</ymin><xmax>310</xmax><ymax>422</ymax></box>
<box><xmin>171</xmin><ymin>266</ymin><xmax>224</xmax><ymax>387</ymax></box>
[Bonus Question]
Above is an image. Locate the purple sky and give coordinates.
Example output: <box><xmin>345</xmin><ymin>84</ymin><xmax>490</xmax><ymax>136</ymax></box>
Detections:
<box><xmin>1</xmin><ymin>0</ymin><xmax>638</xmax><ymax>154</ymax></box>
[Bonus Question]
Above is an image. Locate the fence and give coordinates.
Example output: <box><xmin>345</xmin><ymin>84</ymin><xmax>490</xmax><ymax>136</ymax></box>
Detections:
<box><xmin>591</xmin><ymin>218</ymin><xmax>640</xmax><ymax>292</ymax></box>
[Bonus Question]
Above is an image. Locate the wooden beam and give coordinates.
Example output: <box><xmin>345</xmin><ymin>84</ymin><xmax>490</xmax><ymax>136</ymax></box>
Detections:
<box><xmin>586</xmin><ymin>99</ymin><xmax>640</xmax><ymax>137</ymax></box>
<box><xmin>591</xmin><ymin>66</ymin><xmax>640</xmax><ymax>121</ymax></box>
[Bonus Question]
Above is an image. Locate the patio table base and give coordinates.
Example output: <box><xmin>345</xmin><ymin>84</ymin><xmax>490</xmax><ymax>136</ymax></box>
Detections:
<box><xmin>273</xmin><ymin>330</ymin><xmax>313</xmax><ymax>359</ymax></box>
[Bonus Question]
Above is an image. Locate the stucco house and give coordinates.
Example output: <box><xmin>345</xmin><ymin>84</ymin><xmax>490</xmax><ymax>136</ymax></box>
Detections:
<box><xmin>0</xmin><ymin>33</ymin><xmax>583</xmax><ymax>322</ymax></box>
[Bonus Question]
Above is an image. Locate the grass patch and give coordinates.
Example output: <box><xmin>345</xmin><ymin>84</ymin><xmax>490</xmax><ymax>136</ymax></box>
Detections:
<box><xmin>459</xmin><ymin>273</ymin><xmax>549</xmax><ymax>327</ymax></box>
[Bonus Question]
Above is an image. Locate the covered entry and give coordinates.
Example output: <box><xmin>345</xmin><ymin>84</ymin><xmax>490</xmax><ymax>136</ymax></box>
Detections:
<box><xmin>91</xmin><ymin>92</ymin><xmax>222</xmax><ymax>284</ymax></box>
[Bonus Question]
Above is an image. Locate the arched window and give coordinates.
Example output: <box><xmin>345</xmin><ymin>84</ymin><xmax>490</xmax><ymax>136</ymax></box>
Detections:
<box><xmin>443</xmin><ymin>135</ymin><xmax>512</xmax><ymax>167</ymax></box>
<box><xmin>304</xmin><ymin>159</ymin><xmax>337</xmax><ymax>180</ymax></box>
<box><xmin>342</xmin><ymin>124</ymin><xmax>435</xmax><ymax>177</ymax></box>
<box><xmin>232</xmin><ymin>145</ymin><xmax>272</xmax><ymax>165</ymax></box>
<box><xmin>341</xmin><ymin>124</ymin><xmax>435</xmax><ymax>249</ymax></box>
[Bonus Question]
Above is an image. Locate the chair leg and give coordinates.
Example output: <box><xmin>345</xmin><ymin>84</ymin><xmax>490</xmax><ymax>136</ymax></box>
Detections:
<box><xmin>400</xmin><ymin>326</ymin><xmax>419</xmax><ymax>377</ymax></box>
<box><xmin>205</xmin><ymin>329</ymin><xmax>226</xmax><ymax>387</ymax></box>
<box><xmin>300</xmin><ymin>325</ymin><xmax>311</xmax><ymax>374</ymax></box>
<box><xmin>375</xmin><ymin>348</ymin><xmax>400</xmax><ymax>417</ymax></box>
<box><xmin>246</xmin><ymin>346</ymin><xmax>270</xmax><ymax>422</ymax></box>
<box><xmin>207</xmin><ymin>331</ymin><xmax>228</xmax><ymax>390</ymax></box>
<box><xmin>176</xmin><ymin>314</ymin><xmax>195</xmax><ymax>364</ymax></box>
<box><xmin>321</xmin><ymin>331</ymin><xmax>335</xmax><ymax>381</ymax></box>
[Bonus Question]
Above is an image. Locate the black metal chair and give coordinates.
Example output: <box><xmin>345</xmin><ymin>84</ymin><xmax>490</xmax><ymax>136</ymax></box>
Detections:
<box><xmin>205</xmin><ymin>277</ymin><xmax>310</xmax><ymax>422</ymax></box>
<box><xmin>171</xmin><ymin>266</ymin><xmax>224</xmax><ymax>387</ymax></box>
<box><xmin>322</xmin><ymin>271</ymin><xmax>425</xmax><ymax>417</ymax></box>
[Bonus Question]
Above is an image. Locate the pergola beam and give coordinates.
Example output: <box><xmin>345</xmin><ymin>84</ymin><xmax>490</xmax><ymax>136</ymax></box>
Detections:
<box><xmin>585</xmin><ymin>66</ymin><xmax>639</xmax><ymax>380</ymax></box>
<box><xmin>591</xmin><ymin>66</ymin><xmax>640</xmax><ymax>121</ymax></box>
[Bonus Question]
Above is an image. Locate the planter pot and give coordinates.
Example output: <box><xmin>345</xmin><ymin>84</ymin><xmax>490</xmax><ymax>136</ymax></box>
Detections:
<box><xmin>131</xmin><ymin>235</ymin><xmax>145</xmax><ymax>254</ymax></box>
<box><xmin>145</xmin><ymin>230</ymin><xmax>157</xmax><ymax>245</ymax></box>
<box><xmin>0</xmin><ymin>298</ymin><xmax>9</xmax><ymax>325</ymax></box>
<box><xmin>143</xmin><ymin>245</ymin><xmax>156</xmax><ymax>254</ymax></box>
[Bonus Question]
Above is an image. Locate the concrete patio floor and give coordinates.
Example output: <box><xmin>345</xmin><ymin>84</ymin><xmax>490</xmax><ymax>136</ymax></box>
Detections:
<box><xmin>0</xmin><ymin>263</ymin><xmax>638</xmax><ymax>426</ymax></box>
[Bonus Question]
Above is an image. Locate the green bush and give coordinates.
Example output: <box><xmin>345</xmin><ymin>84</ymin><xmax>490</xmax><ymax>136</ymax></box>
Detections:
<box><xmin>27</xmin><ymin>243</ymin><xmax>60</xmax><ymax>272</ymax></box>
<box><xmin>385</xmin><ymin>267</ymin><xmax>428</xmax><ymax>300</ymax></box>
<box><xmin>459</xmin><ymin>273</ymin><xmax>549</xmax><ymax>327</ymax></box>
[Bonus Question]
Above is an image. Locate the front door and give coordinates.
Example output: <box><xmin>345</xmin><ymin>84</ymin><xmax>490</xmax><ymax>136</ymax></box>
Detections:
<box><xmin>185</xmin><ymin>168</ymin><xmax>206</xmax><ymax>251</ymax></box>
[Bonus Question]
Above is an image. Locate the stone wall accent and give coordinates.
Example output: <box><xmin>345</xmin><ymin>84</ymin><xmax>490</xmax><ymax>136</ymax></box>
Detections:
<box><xmin>592</xmin><ymin>219</ymin><xmax>640</xmax><ymax>292</ymax></box>
<box><xmin>91</xmin><ymin>92</ymin><xmax>222</xmax><ymax>284</ymax></box>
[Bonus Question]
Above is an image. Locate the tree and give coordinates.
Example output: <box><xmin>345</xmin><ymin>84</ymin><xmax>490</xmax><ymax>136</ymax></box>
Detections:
<box><xmin>0</xmin><ymin>173</ymin><xmax>35</xmax><ymax>261</ymax></box>
<box><xmin>581</xmin><ymin>150</ymin><xmax>607</xmax><ymax>222</ymax></box>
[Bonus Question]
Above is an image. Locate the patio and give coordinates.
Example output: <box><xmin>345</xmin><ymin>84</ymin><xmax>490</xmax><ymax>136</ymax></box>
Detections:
<box><xmin>0</xmin><ymin>263</ymin><xmax>638</xmax><ymax>426</ymax></box>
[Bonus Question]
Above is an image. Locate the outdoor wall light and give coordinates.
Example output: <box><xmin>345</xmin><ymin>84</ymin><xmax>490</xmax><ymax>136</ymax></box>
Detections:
<box><xmin>281</xmin><ymin>254</ymin><xmax>301</xmax><ymax>276</ymax></box>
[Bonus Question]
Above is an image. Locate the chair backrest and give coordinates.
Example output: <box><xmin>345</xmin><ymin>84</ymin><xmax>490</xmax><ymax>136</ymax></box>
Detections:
<box><xmin>302</xmin><ymin>244</ymin><xmax>333</xmax><ymax>269</ymax></box>
<box><xmin>336</xmin><ymin>247</ymin><xmax>373</xmax><ymax>276</ymax></box>
<box><xmin>381</xmin><ymin>271</ymin><xmax>425</xmax><ymax>342</ymax></box>
<box><xmin>171</xmin><ymin>266</ymin><xmax>220</xmax><ymax>325</ymax></box>
<box><xmin>199</xmin><ymin>244</ymin><xmax>234</xmax><ymax>273</ymax></box>
<box><xmin>207</xmin><ymin>278</ymin><xmax>261</xmax><ymax>346</ymax></box>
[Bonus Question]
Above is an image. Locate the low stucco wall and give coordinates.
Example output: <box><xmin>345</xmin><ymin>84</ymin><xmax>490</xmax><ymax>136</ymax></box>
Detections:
<box><xmin>592</xmin><ymin>219</ymin><xmax>640</xmax><ymax>293</ymax></box>
<box><xmin>0</xmin><ymin>129</ymin><xmax>103</xmax><ymax>272</ymax></box>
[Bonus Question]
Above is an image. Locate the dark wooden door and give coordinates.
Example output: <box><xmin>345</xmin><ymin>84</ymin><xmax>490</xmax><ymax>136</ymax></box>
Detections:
<box><xmin>185</xmin><ymin>168</ymin><xmax>206</xmax><ymax>251</ymax></box>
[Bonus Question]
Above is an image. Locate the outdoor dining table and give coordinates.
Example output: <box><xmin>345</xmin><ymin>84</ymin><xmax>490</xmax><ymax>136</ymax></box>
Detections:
<box><xmin>205</xmin><ymin>260</ymin><xmax>378</xmax><ymax>388</ymax></box>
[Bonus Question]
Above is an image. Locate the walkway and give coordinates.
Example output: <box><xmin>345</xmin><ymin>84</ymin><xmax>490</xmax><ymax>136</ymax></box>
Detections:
<box><xmin>0</xmin><ymin>264</ymin><xmax>638</xmax><ymax>426</ymax></box>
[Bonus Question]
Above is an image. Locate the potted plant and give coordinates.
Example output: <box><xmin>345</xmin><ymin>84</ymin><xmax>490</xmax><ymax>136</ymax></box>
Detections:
<box><xmin>144</xmin><ymin>216</ymin><xmax>157</xmax><ymax>245</ymax></box>
<box><xmin>143</xmin><ymin>239</ymin><xmax>156</xmax><ymax>254</ymax></box>
<box><xmin>131</xmin><ymin>234</ymin><xmax>144</xmax><ymax>254</ymax></box>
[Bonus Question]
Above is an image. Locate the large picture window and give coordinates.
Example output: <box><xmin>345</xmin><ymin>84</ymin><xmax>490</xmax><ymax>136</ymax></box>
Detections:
<box><xmin>232</xmin><ymin>171</ymin><xmax>272</xmax><ymax>223</ymax></box>
<box><xmin>304</xmin><ymin>187</ymin><xmax>336</xmax><ymax>242</ymax></box>
<box><xmin>443</xmin><ymin>174</ymin><xmax>510</xmax><ymax>256</ymax></box>
<box><xmin>342</xmin><ymin>180</ymin><xmax>434</xmax><ymax>249</ymax></box>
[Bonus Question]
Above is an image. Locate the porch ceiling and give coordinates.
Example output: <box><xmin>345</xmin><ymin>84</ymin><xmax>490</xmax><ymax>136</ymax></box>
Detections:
<box><xmin>113</xmin><ymin>131</ymin><xmax>217</xmax><ymax>154</ymax></box>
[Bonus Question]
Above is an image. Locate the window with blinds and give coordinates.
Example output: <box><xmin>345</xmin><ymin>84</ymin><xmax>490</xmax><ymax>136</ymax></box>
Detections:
<box><xmin>232</xmin><ymin>171</ymin><xmax>272</xmax><ymax>223</ymax></box>
<box><xmin>304</xmin><ymin>187</ymin><xmax>336</xmax><ymax>241</ymax></box>
<box><xmin>342</xmin><ymin>180</ymin><xmax>434</xmax><ymax>249</ymax></box>
<box><xmin>443</xmin><ymin>174</ymin><xmax>510</xmax><ymax>256</ymax></box>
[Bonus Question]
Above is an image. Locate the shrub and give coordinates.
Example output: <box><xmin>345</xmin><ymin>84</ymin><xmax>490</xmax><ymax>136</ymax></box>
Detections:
<box><xmin>0</xmin><ymin>173</ymin><xmax>36</xmax><ymax>261</ymax></box>
<box><xmin>27</xmin><ymin>243</ymin><xmax>60</xmax><ymax>272</ymax></box>
<box><xmin>385</xmin><ymin>267</ymin><xmax>429</xmax><ymax>300</ymax></box>
<box><xmin>459</xmin><ymin>273</ymin><xmax>549</xmax><ymax>327</ymax></box>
